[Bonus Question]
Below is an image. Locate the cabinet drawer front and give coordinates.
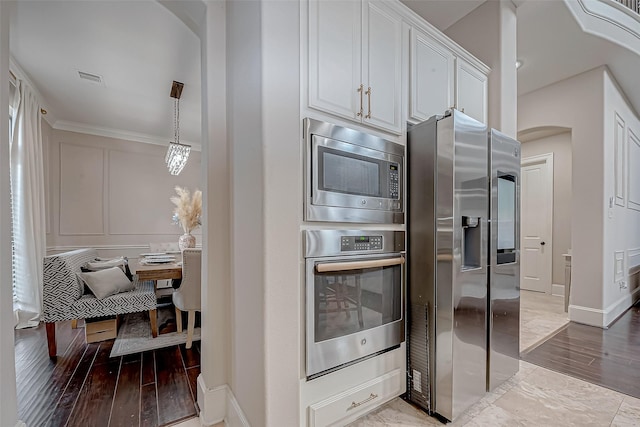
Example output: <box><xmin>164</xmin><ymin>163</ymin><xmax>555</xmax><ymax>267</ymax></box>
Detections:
<box><xmin>309</xmin><ymin>368</ymin><xmax>402</xmax><ymax>427</ymax></box>
<box><xmin>86</xmin><ymin>329</ymin><xmax>117</xmax><ymax>343</ymax></box>
<box><xmin>85</xmin><ymin>318</ymin><xmax>117</xmax><ymax>334</ymax></box>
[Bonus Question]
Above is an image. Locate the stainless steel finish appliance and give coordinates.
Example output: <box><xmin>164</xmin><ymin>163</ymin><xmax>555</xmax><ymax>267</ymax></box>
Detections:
<box><xmin>406</xmin><ymin>110</ymin><xmax>520</xmax><ymax>421</ymax></box>
<box><xmin>304</xmin><ymin>118</ymin><xmax>404</xmax><ymax>224</ymax></box>
<box><xmin>488</xmin><ymin>129</ymin><xmax>520</xmax><ymax>391</ymax></box>
<box><xmin>305</xmin><ymin>229</ymin><xmax>405</xmax><ymax>379</ymax></box>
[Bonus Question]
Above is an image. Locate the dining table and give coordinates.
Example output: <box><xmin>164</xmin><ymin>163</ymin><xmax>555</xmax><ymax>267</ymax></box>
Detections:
<box><xmin>135</xmin><ymin>262</ymin><xmax>182</xmax><ymax>337</ymax></box>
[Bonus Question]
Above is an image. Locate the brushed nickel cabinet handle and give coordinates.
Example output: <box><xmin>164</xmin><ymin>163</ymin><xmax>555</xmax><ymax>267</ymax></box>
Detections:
<box><xmin>316</xmin><ymin>257</ymin><xmax>404</xmax><ymax>273</ymax></box>
<box><xmin>365</xmin><ymin>87</ymin><xmax>372</xmax><ymax>119</ymax></box>
<box><xmin>357</xmin><ymin>84</ymin><xmax>364</xmax><ymax>117</ymax></box>
<box><xmin>347</xmin><ymin>393</ymin><xmax>378</xmax><ymax>411</ymax></box>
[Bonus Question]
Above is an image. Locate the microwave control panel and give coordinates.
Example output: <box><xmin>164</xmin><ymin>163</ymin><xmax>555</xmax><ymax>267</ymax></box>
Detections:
<box><xmin>389</xmin><ymin>164</ymin><xmax>399</xmax><ymax>199</ymax></box>
<box><xmin>341</xmin><ymin>235</ymin><xmax>383</xmax><ymax>251</ymax></box>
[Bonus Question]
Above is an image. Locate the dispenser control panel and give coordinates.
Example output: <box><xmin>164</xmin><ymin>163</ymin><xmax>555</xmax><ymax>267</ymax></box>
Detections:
<box><xmin>341</xmin><ymin>235</ymin><xmax>383</xmax><ymax>251</ymax></box>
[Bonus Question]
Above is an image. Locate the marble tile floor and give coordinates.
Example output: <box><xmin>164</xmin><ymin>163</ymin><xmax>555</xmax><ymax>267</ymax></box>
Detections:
<box><xmin>170</xmin><ymin>418</ymin><xmax>223</xmax><ymax>427</ymax></box>
<box><xmin>520</xmin><ymin>289</ymin><xmax>569</xmax><ymax>352</ymax></box>
<box><xmin>172</xmin><ymin>292</ymin><xmax>590</xmax><ymax>427</ymax></box>
<box><xmin>349</xmin><ymin>360</ymin><xmax>640</xmax><ymax>427</ymax></box>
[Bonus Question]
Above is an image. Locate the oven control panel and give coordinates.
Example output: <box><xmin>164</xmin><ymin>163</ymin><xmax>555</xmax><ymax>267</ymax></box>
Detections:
<box><xmin>341</xmin><ymin>235</ymin><xmax>383</xmax><ymax>251</ymax></box>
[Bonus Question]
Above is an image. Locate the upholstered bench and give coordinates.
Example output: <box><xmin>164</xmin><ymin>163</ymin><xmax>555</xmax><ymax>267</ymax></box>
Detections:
<box><xmin>43</xmin><ymin>248</ymin><xmax>157</xmax><ymax>357</ymax></box>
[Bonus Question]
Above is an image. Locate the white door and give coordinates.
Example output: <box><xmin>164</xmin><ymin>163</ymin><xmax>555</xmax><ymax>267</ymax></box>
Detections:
<box><xmin>456</xmin><ymin>58</ymin><xmax>487</xmax><ymax>124</ymax></box>
<box><xmin>361</xmin><ymin>0</ymin><xmax>403</xmax><ymax>134</ymax></box>
<box><xmin>410</xmin><ymin>28</ymin><xmax>454</xmax><ymax>122</ymax></box>
<box><xmin>521</xmin><ymin>154</ymin><xmax>553</xmax><ymax>293</ymax></box>
<box><xmin>308</xmin><ymin>0</ymin><xmax>361</xmax><ymax>121</ymax></box>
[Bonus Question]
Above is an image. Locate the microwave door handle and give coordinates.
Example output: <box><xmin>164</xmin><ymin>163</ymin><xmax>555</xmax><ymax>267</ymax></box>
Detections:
<box><xmin>316</xmin><ymin>256</ymin><xmax>405</xmax><ymax>273</ymax></box>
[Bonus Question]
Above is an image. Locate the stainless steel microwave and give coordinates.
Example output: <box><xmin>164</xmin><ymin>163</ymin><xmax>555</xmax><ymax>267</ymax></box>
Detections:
<box><xmin>304</xmin><ymin>118</ymin><xmax>405</xmax><ymax>224</ymax></box>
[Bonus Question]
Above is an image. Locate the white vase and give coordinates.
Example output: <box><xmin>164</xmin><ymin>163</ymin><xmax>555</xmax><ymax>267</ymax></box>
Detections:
<box><xmin>179</xmin><ymin>233</ymin><xmax>196</xmax><ymax>251</ymax></box>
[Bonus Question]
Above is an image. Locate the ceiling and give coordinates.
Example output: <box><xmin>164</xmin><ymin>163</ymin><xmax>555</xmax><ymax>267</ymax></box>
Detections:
<box><xmin>9</xmin><ymin>0</ymin><xmax>640</xmax><ymax>146</ymax></box>
<box><xmin>400</xmin><ymin>0</ymin><xmax>487</xmax><ymax>31</ymax></box>
<box><xmin>404</xmin><ymin>0</ymin><xmax>640</xmax><ymax>116</ymax></box>
<box><xmin>10</xmin><ymin>1</ymin><xmax>201</xmax><ymax>146</ymax></box>
<box><xmin>517</xmin><ymin>0</ymin><xmax>640</xmax><ymax>115</ymax></box>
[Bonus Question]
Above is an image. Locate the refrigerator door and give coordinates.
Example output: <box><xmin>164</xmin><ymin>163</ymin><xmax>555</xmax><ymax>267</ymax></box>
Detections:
<box><xmin>488</xmin><ymin>129</ymin><xmax>521</xmax><ymax>391</ymax></box>
<box><xmin>435</xmin><ymin>110</ymin><xmax>488</xmax><ymax>420</ymax></box>
<box><xmin>407</xmin><ymin>110</ymin><xmax>488</xmax><ymax>422</ymax></box>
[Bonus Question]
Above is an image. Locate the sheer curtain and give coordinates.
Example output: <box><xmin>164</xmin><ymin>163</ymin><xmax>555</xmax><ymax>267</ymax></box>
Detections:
<box><xmin>11</xmin><ymin>80</ymin><xmax>46</xmax><ymax>329</ymax></box>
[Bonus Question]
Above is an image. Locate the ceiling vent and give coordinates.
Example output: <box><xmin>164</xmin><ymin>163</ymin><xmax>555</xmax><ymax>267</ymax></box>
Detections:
<box><xmin>77</xmin><ymin>71</ymin><xmax>104</xmax><ymax>85</ymax></box>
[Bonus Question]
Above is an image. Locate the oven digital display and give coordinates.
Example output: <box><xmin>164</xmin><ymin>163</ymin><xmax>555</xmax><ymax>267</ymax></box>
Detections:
<box><xmin>341</xmin><ymin>235</ymin><xmax>382</xmax><ymax>251</ymax></box>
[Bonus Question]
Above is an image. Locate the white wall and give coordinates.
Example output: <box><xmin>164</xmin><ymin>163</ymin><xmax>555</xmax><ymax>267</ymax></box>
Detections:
<box><xmin>46</xmin><ymin>129</ymin><xmax>202</xmax><ymax>258</ymax></box>
<box><xmin>521</xmin><ymin>131</ymin><xmax>572</xmax><ymax>286</ymax></box>
<box><xmin>0</xmin><ymin>1</ymin><xmax>19</xmax><ymax>424</ymax></box>
<box><xmin>519</xmin><ymin>67</ymin><xmax>605</xmax><ymax>326</ymax></box>
<box><xmin>445</xmin><ymin>0</ymin><xmax>517</xmax><ymax>137</ymax></box>
<box><xmin>262</xmin><ymin>0</ymin><xmax>302</xmax><ymax>425</ymax></box>
<box><xmin>198</xmin><ymin>1</ymin><xmax>231</xmax><ymax>424</ymax></box>
<box><xmin>227</xmin><ymin>0</ymin><xmax>265</xmax><ymax>425</ymax></box>
<box><xmin>602</xmin><ymin>70</ymin><xmax>640</xmax><ymax>325</ymax></box>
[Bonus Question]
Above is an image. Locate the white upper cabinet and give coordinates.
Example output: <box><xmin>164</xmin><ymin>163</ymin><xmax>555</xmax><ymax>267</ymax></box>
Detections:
<box><xmin>308</xmin><ymin>0</ymin><xmax>361</xmax><ymax>121</ymax></box>
<box><xmin>308</xmin><ymin>0</ymin><xmax>403</xmax><ymax>134</ymax></box>
<box><xmin>361</xmin><ymin>1</ymin><xmax>403</xmax><ymax>133</ymax></box>
<box><xmin>408</xmin><ymin>23</ymin><xmax>489</xmax><ymax>125</ymax></box>
<box><xmin>456</xmin><ymin>58</ymin><xmax>488</xmax><ymax>124</ymax></box>
<box><xmin>410</xmin><ymin>28</ymin><xmax>455</xmax><ymax>122</ymax></box>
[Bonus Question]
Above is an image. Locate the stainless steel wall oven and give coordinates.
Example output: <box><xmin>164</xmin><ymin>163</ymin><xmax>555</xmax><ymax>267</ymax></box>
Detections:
<box><xmin>305</xmin><ymin>230</ymin><xmax>405</xmax><ymax>379</ymax></box>
<box><xmin>304</xmin><ymin>118</ymin><xmax>405</xmax><ymax>224</ymax></box>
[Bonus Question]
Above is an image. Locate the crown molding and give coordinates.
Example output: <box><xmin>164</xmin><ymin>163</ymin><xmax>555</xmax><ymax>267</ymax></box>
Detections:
<box><xmin>53</xmin><ymin>120</ymin><xmax>202</xmax><ymax>152</ymax></box>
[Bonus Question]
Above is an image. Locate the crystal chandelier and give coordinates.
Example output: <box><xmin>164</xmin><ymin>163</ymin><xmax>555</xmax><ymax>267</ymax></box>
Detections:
<box><xmin>165</xmin><ymin>81</ymin><xmax>190</xmax><ymax>175</ymax></box>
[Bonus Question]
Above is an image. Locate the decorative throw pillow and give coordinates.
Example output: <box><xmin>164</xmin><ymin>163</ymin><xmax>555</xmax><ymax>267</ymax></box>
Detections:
<box><xmin>81</xmin><ymin>256</ymin><xmax>133</xmax><ymax>281</ymax></box>
<box><xmin>87</xmin><ymin>257</ymin><xmax>125</xmax><ymax>270</ymax></box>
<box><xmin>77</xmin><ymin>267</ymin><xmax>135</xmax><ymax>300</ymax></box>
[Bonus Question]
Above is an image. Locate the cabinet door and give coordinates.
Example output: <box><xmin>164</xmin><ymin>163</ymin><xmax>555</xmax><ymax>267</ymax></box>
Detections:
<box><xmin>361</xmin><ymin>1</ymin><xmax>403</xmax><ymax>134</ymax></box>
<box><xmin>456</xmin><ymin>58</ymin><xmax>488</xmax><ymax>124</ymax></box>
<box><xmin>308</xmin><ymin>0</ymin><xmax>362</xmax><ymax>121</ymax></box>
<box><xmin>410</xmin><ymin>28</ymin><xmax>454</xmax><ymax>122</ymax></box>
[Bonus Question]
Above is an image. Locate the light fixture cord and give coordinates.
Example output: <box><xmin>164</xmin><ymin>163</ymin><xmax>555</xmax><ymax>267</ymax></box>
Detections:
<box><xmin>174</xmin><ymin>97</ymin><xmax>180</xmax><ymax>145</ymax></box>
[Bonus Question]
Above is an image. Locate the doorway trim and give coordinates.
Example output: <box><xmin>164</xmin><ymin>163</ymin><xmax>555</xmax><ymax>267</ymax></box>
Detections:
<box><xmin>521</xmin><ymin>152</ymin><xmax>554</xmax><ymax>294</ymax></box>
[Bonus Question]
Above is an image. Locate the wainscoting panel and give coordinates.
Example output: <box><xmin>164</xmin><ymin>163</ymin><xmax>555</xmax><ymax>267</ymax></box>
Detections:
<box><xmin>628</xmin><ymin>128</ymin><xmax>640</xmax><ymax>211</ymax></box>
<box><xmin>59</xmin><ymin>143</ymin><xmax>105</xmax><ymax>235</ymax></box>
<box><xmin>615</xmin><ymin>112</ymin><xmax>626</xmax><ymax>206</ymax></box>
<box><xmin>614</xmin><ymin>250</ymin><xmax>625</xmax><ymax>282</ymax></box>
<box><xmin>627</xmin><ymin>248</ymin><xmax>640</xmax><ymax>274</ymax></box>
<box><xmin>108</xmin><ymin>149</ymin><xmax>201</xmax><ymax>235</ymax></box>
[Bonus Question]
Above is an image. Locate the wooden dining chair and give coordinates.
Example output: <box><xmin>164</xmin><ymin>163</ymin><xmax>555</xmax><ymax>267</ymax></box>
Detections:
<box><xmin>173</xmin><ymin>248</ymin><xmax>201</xmax><ymax>349</ymax></box>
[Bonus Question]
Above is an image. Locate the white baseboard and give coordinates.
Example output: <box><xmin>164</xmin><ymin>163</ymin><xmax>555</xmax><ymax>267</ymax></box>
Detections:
<box><xmin>551</xmin><ymin>283</ymin><xmax>565</xmax><ymax>297</ymax></box>
<box><xmin>568</xmin><ymin>304</ymin><xmax>605</xmax><ymax>327</ymax></box>
<box><xmin>226</xmin><ymin>388</ymin><xmax>251</xmax><ymax>427</ymax></box>
<box><xmin>197</xmin><ymin>375</ymin><xmax>250</xmax><ymax>427</ymax></box>
<box><xmin>603</xmin><ymin>286</ymin><xmax>640</xmax><ymax>327</ymax></box>
<box><xmin>569</xmin><ymin>286</ymin><xmax>640</xmax><ymax>328</ymax></box>
<box><xmin>198</xmin><ymin>375</ymin><xmax>226</xmax><ymax>426</ymax></box>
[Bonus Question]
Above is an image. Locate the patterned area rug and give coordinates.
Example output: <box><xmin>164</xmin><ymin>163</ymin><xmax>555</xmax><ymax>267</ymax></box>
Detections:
<box><xmin>110</xmin><ymin>304</ymin><xmax>201</xmax><ymax>357</ymax></box>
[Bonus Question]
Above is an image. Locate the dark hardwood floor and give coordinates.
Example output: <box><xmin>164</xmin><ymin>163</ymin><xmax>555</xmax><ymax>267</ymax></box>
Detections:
<box><xmin>522</xmin><ymin>301</ymin><xmax>640</xmax><ymax>398</ymax></box>
<box><xmin>15</xmin><ymin>318</ymin><xmax>200</xmax><ymax>427</ymax></box>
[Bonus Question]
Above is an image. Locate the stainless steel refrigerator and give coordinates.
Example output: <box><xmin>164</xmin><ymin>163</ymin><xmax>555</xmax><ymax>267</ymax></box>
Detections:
<box><xmin>406</xmin><ymin>110</ymin><xmax>520</xmax><ymax>421</ymax></box>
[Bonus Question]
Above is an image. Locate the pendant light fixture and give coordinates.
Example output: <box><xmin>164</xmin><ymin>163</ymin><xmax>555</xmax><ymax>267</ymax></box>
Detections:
<box><xmin>165</xmin><ymin>80</ymin><xmax>191</xmax><ymax>175</ymax></box>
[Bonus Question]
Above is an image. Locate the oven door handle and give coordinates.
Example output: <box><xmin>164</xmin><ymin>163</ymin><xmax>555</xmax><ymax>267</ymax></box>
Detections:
<box><xmin>315</xmin><ymin>256</ymin><xmax>405</xmax><ymax>273</ymax></box>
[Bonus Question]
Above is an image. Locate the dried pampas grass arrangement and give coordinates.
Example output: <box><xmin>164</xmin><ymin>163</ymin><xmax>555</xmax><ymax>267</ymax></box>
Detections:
<box><xmin>170</xmin><ymin>186</ymin><xmax>202</xmax><ymax>234</ymax></box>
